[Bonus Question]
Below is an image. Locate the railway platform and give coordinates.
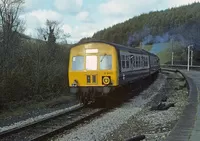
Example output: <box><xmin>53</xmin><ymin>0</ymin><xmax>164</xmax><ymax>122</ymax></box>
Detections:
<box><xmin>184</xmin><ymin>71</ymin><xmax>200</xmax><ymax>141</ymax></box>
<box><xmin>165</xmin><ymin>70</ymin><xmax>200</xmax><ymax>141</ymax></box>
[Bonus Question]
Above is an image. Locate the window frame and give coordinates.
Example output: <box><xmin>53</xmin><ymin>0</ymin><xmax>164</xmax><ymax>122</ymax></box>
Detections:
<box><xmin>99</xmin><ymin>55</ymin><xmax>112</xmax><ymax>70</ymax></box>
<box><xmin>72</xmin><ymin>55</ymin><xmax>84</xmax><ymax>71</ymax></box>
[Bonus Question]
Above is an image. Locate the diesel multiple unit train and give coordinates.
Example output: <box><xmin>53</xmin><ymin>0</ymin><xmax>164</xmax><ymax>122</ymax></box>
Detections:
<box><xmin>68</xmin><ymin>41</ymin><xmax>160</xmax><ymax>105</ymax></box>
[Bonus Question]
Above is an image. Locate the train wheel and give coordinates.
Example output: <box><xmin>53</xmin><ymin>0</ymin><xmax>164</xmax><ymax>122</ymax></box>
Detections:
<box><xmin>79</xmin><ymin>94</ymin><xmax>83</xmax><ymax>104</ymax></box>
<box><xmin>79</xmin><ymin>93</ymin><xmax>85</xmax><ymax>105</ymax></box>
<box><xmin>91</xmin><ymin>92</ymin><xmax>96</xmax><ymax>103</ymax></box>
<box><xmin>83</xmin><ymin>97</ymin><xmax>89</xmax><ymax>105</ymax></box>
<box><xmin>77</xmin><ymin>92</ymin><xmax>81</xmax><ymax>102</ymax></box>
<box><xmin>81</xmin><ymin>93</ymin><xmax>89</xmax><ymax>105</ymax></box>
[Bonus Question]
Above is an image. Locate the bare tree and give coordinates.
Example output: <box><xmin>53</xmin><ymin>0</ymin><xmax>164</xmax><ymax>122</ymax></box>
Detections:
<box><xmin>0</xmin><ymin>0</ymin><xmax>25</xmax><ymax>45</ymax></box>
<box><xmin>0</xmin><ymin>0</ymin><xmax>25</xmax><ymax>76</ymax></box>
<box><xmin>37</xmin><ymin>19</ymin><xmax>70</xmax><ymax>44</ymax></box>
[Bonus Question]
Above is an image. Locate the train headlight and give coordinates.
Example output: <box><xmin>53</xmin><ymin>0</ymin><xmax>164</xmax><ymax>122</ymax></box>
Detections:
<box><xmin>72</xmin><ymin>80</ymin><xmax>78</xmax><ymax>87</ymax></box>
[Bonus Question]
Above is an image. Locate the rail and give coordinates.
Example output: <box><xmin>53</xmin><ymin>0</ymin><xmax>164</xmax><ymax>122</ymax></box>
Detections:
<box><xmin>0</xmin><ymin>104</ymin><xmax>84</xmax><ymax>139</ymax></box>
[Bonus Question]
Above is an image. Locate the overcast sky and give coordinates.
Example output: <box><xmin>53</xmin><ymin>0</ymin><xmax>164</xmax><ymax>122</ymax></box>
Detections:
<box><xmin>20</xmin><ymin>0</ymin><xmax>200</xmax><ymax>43</ymax></box>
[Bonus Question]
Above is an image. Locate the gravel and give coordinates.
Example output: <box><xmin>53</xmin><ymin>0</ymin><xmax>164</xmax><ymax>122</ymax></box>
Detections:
<box><xmin>53</xmin><ymin>74</ymin><xmax>168</xmax><ymax>141</ymax></box>
<box><xmin>105</xmin><ymin>72</ymin><xmax>188</xmax><ymax>141</ymax></box>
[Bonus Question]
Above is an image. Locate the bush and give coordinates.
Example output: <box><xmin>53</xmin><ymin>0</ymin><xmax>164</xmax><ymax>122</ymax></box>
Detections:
<box><xmin>0</xmin><ymin>40</ymin><xmax>70</xmax><ymax>111</ymax></box>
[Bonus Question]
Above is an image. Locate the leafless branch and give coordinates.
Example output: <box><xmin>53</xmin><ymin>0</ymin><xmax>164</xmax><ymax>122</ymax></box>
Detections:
<box><xmin>0</xmin><ymin>0</ymin><xmax>25</xmax><ymax>76</ymax></box>
<box><xmin>37</xmin><ymin>19</ymin><xmax>70</xmax><ymax>44</ymax></box>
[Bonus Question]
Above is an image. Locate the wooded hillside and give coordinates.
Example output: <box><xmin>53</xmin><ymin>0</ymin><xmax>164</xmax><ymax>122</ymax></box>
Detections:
<box><xmin>79</xmin><ymin>2</ymin><xmax>200</xmax><ymax>49</ymax></box>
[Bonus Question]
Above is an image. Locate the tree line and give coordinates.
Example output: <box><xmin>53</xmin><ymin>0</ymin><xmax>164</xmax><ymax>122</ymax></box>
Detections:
<box><xmin>79</xmin><ymin>2</ymin><xmax>200</xmax><ymax>49</ymax></box>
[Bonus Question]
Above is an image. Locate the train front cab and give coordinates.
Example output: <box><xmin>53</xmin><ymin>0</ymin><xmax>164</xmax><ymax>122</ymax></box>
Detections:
<box><xmin>68</xmin><ymin>42</ymin><xmax>119</xmax><ymax>104</ymax></box>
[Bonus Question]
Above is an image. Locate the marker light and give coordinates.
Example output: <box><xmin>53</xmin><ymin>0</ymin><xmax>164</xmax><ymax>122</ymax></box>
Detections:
<box><xmin>86</xmin><ymin>49</ymin><xmax>98</xmax><ymax>53</ymax></box>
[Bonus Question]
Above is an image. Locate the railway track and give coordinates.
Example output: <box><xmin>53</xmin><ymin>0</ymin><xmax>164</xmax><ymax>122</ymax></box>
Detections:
<box><xmin>0</xmin><ymin>86</ymin><xmax>144</xmax><ymax>141</ymax></box>
<box><xmin>0</xmin><ymin>85</ymin><xmax>143</xmax><ymax>141</ymax></box>
<box><xmin>0</xmin><ymin>73</ymin><xmax>160</xmax><ymax>141</ymax></box>
<box><xmin>161</xmin><ymin>68</ymin><xmax>187</xmax><ymax>80</ymax></box>
<box><xmin>0</xmin><ymin>105</ymin><xmax>107</xmax><ymax>141</ymax></box>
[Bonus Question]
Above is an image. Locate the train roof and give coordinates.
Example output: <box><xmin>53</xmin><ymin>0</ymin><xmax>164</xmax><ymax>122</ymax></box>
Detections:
<box><xmin>70</xmin><ymin>40</ymin><xmax>157</xmax><ymax>57</ymax></box>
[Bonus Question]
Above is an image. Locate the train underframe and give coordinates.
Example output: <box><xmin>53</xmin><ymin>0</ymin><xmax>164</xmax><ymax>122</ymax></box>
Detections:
<box><xmin>70</xmin><ymin>86</ymin><xmax>115</xmax><ymax>105</ymax></box>
<box><xmin>70</xmin><ymin>71</ymin><xmax>160</xmax><ymax>105</ymax></box>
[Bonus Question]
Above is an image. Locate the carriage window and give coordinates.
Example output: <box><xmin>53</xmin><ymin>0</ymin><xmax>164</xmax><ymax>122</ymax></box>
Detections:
<box><xmin>130</xmin><ymin>55</ymin><xmax>133</xmax><ymax>64</ymax></box>
<box><xmin>141</xmin><ymin>56</ymin><xmax>143</xmax><ymax>67</ymax></box>
<box><xmin>139</xmin><ymin>56</ymin><xmax>142</xmax><ymax>67</ymax></box>
<box><xmin>146</xmin><ymin>58</ymin><xmax>148</xmax><ymax>66</ymax></box>
<box><xmin>145</xmin><ymin>57</ymin><xmax>147</xmax><ymax>67</ymax></box>
<box><xmin>139</xmin><ymin>57</ymin><xmax>141</xmax><ymax>67</ymax></box>
<box><xmin>100</xmin><ymin>55</ymin><xmax>112</xmax><ymax>70</ymax></box>
<box><xmin>121</xmin><ymin>55</ymin><xmax>125</xmax><ymax>69</ymax></box>
<box><xmin>136</xmin><ymin>56</ymin><xmax>137</xmax><ymax>67</ymax></box>
<box><xmin>133</xmin><ymin>56</ymin><xmax>135</xmax><ymax>68</ymax></box>
<box><xmin>126</xmin><ymin>56</ymin><xmax>130</xmax><ymax>68</ymax></box>
<box><xmin>139</xmin><ymin>56</ymin><xmax>140</xmax><ymax>67</ymax></box>
<box><xmin>138</xmin><ymin>56</ymin><xmax>140</xmax><ymax>68</ymax></box>
<box><xmin>86</xmin><ymin>56</ymin><xmax>97</xmax><ymax>70</ymax></box>
<box><xmin>147</xmin><ymin>57</ymin><xmax>148</xmax><ymax>67</ymax></box>
<box><xmin>72</xmin><ymin>56</ymin><xmax>84</xmax><ymax>70</ymax></box>
<box><xmin>143</xmin><ymin>56</ymin><xmax>145</xmax><ymax>67</ymax></box>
